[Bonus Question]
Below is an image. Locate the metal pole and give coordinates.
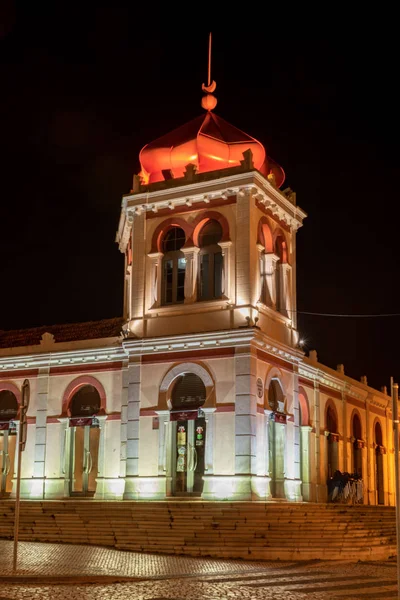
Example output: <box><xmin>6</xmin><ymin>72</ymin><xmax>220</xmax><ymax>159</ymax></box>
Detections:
<box><xmin>391</xmin><ymin>378</ymin><xmax>400</xmax><ymax>598</ymax></box>
<box><xmin>12</xmin><ymin>428</ymin><xmax>23</xmax><ymax>571</ymax></box>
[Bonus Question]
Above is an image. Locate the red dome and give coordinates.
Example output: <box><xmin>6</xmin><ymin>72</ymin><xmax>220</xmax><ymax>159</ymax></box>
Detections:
<box><xmin>139</xmin><ymin>112</ymin><xmax>285</xmax><ymax>187</ymax></box>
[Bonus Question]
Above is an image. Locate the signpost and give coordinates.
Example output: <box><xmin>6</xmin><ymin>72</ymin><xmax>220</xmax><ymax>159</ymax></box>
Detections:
<box><xmin>13</xmin><ymin>378</ymin><xmax>30</xmax><ymax>572</ymax></box>
<box><xmin>391</xmin><ymin>378</ymin><xmax>400</xmax><ymax>599</ymax></box>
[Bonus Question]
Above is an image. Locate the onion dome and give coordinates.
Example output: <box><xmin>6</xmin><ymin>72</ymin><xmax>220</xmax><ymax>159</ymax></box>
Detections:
<box><xmin>139</xmin><ymin>112</ymin><xmax>285</xmax><ymax>187</ymax></box>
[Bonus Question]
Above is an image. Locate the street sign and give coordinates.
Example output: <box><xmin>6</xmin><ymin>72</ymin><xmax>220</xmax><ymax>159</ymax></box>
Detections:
<box><xmin>13</xmin><ymin>378</ymin><xmax>30</xmax><ymax>571</ymax></box>
<box><xmin>20</xmin><ymin>379</ymin><xmax>30</xmax><ymax>452</ymax></box>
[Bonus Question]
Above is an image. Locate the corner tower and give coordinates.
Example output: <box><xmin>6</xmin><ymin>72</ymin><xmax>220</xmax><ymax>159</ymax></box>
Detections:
<box><xmin>117</xmin><ymin>103</ymin><xmax>306</xmax><ymax>348</ymax></box>
<box><xmin>116</xmin><ymin>66</ymin><xmax>307</xmax><ymax>502</ymax></box>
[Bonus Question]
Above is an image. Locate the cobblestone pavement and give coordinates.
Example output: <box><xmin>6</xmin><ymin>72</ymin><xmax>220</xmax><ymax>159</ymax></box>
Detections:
<box><xmin>0</xmin><ymin>541</ymin><xmax>398</xmax><ymax>599</ymax></box>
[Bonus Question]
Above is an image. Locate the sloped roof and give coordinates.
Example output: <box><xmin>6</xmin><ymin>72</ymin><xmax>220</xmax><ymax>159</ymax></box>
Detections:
<box><xmin>0</xmin><ymin>317</ymin><xmax>124</xmax><ymax>350</ymax></box>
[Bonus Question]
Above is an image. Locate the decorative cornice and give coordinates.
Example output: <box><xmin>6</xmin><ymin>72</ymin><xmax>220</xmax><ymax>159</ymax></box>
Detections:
<box><xmin>0</xmin><ymin>346</ymin><xmax>127</xmax><ymax>374</ymax></box>
<box><xmin>116</xmin><ymin>171</ymin><xmax>306</xmax><ymax>253</ymax></box>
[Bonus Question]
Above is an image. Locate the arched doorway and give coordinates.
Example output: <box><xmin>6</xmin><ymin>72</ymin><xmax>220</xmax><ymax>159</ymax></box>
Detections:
<box><xmin>170</xmin><ymin>373</ymin><xmax>206</xmax><ymax>496</ymax></box>
<box><xmin>352</xmin><ymin>413</ymin><xmax>363</xmax><ymax>477</ymax></box>
<box><xmin>268</xmin><ymin>379</ymin><xmax>286</xmax><ymax>498</ymax></box>
<box><xmin>0</xmin><ymin>390</ymin><xmax>18</xmax><ymax>496</ymax></box>
<box><xmin>375</xmin><ymin>421</ymin><xmax>384</xmax><ymax>505</ymax></box>
<box><xmin>326</xmin><ymin>404</ymin><xmax>339</xmax><ymax>479</ymax></box>
<box><xmin>69</xmin><ymin>385</ymin><xmax>101</xmax><ymax>497</ymax></box>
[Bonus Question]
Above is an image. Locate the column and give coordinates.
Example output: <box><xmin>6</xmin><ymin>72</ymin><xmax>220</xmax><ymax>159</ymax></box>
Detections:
<box><xmin>119</xmin><ymin>359</ymin><xmax>129</xmax><ymax>482</ymax></box>
<box><xmin>32</xmin><ymin>365</ymin><xmax>50</xmax><ymax>498</ymax></box>
<box><xmin>234</xmin><ymin>348</ymin><xmax>256</xmax><ymax>500</ymax></box>
<box><xmin>386</xmin><ymin>407</ymin><xmax>393</xmax><ymax>505</ymax></box>
<box><xmin>366</xmin><ymin>396</ymin><xmax>371</xmax><ymax>504</ymax></box>
<box><xmin>181</xmin><ymin>246</ymin><xmax>200</xmax><ymax>303</ymax></box>
<box><xmin>236</xmin><ymin>190</ymin><xmax>251</xmax><ymax>306</ymax></box>
<box><xmin>147</xmin><ymin>252</ymin><xmax>163</xmax><ymax>308</ymax></box>
<box><xmin>130</xmin><ymin>212</ymin><xmax>146</xmax><ymax>319</ymax></box>
<box><xmin>123</xmin><ymin>360</ymin><xmax>141</xmax><ymax>499</ymax></box>
<box><xmin>256</xmin><ymin>243</ymin><xmax>265</xmax><ymax>304</ymax></box>
<box><xmin>203</xmin><ymin>408</ymin><xmax>216</xmax><ymax>474</ymax></box>
<box><xmin>300</xmin><ymin>426</ymin><xmax>312</xmax><ymax>501</ymax></box>
<box><xmin>314</xmin><ymin>382</ymin><xmax>324</xmax><ymax>502</ymax></box>
<box><xmin>59</xmin><ymin>417</ymin><xmax>69</xmax><ymax>497</ymax></box>
<box><xmin>94</xmin><ymin>415</ymin><xmax>107</xmax><ymax>498</ymax></box>
<box><xmin>287</xmin><ymin>367</ymin><xmax>302</xmax><ymax>501</ymax></box>
<box><xmin>156</xmin><ymin>410</ymin><xmax>170</xmax><ymax>475</ymax></box>
<box><xmin>278</xmin><ymin>262</ymin><xmax>292</xmax><ymax>317</ymax></box>
<box><xmin>342</xmin><ymin>390</ymin><xmax>348</xmax><ymax>472</ymax></box>
<box><xmin>219</xmin><ymin>241</ymin><xmax>233</xmax><ymax>300</ymax></box>
<box><xmin>264</xmin><ymin>252</ymin><xmax>280</xmax><ymax>308</ymax></box>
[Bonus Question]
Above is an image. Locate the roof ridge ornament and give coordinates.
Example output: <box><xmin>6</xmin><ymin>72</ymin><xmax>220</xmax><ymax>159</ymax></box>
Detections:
<box><xmin>201</xmin><ymin>32</ymin><xmax>217</xmax><ymax>111</ymax></box>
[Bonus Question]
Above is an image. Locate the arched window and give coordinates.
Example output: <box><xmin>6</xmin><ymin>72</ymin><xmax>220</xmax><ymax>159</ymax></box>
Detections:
<box><xmin>198</xmin><ymin>220</ymin><xmax>223</xmax><ymax>301</ymax></box>
<box><xmin>352</xmin><ymin>413</ymin><xmax>363</xmax><ymax>477</ymax></box>
<box><xmin>70</xmin><ymin>385</ymin><xmax>101</xmax><ymax>417</ymax></box>
<box><xmin>326</xmin><ymin>404</ymin><xmax>339</xmax><ymax>479</ymax></box>
<box><xmin>326</xmin><ymin>406</ymin><xmax>338</xmax><ymax>433</ymax></box>
<box><xmin>162</xmin><ymin>227</ymin><xmax>186</xmax><ymax>305</ymax></box>
<box><xmin>375</xmin><ymin>421</ymin><xmax>383</xmax><ymax>446</ymax></box>
<box><xmin>274</xmin><ymin>235</ymin><xmax>286</xmax><ymax>313</ymax></box>
<box><xmin>171</xmin><ymin>373</ymin><xmax>207</xmax><ymax>410</ymax></box>
<box><xmin>268</xmin><ymin>379</ymin><xmax>284</xmax><ymax>412</ymax></box>
<box><xmin>0</xmin><ymin>390</ymin><xmax>18</xmax><ymax>422</ymax></box>
<box><xmin>375</xmin><ymin>421</ymin><xmax>384</xmax><ymax>505</ymax></box>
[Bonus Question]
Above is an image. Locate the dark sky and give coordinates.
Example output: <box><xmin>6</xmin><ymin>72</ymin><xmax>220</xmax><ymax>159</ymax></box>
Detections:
<box><xmin>1</xmin><ymin>5</ymin><xmax>399</xmax><ymax>391</ymax></box>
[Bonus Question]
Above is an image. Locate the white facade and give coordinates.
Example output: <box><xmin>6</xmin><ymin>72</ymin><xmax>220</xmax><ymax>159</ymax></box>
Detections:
<box><xmin>0</xmin><ymin>135</ymin><xmax>393</xmax><ymax>505</ymax></box>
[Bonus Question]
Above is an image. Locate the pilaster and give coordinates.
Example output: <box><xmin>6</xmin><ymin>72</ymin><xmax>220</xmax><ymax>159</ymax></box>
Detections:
<box><xmin>264</xmin><ymin>252</ymin><xmax>280</xmax><ymax>308</ymax></box>
<box><xmin>32</xmin><ymin>365</ymin><xmax>50</xmax><ymax>498</ymax></box>
<box><xmin>234</xmin><ymin>348</ymin><xmax>256</xmax><ymax>499</ymax></box>
<box><xmin>278</xmin><ymin>262</ymin><xmax>292</xmax><ymax>317</ymax></box>
<box><xmin>130</xmin><ymin>212</ymin><xmax>146</xmax><ymax>319</ymax></box>
<box><xmin>147</xmin><ymin>251</ymin><xmax>163</xmax><ymax>308</ymax></box>
<box><xmin>181</xmin><ymin>246</ymin><xmax>200</xmax><ymax>303</ymax></box>
<box><xmin>235</xmin><ymin>190</ymin><xmax>251</xmax><ymax>306</ymax></box>
<box><xmin>123</xmin><ymin>360</ymin><xmax>141</xmax><ymax>499</ymax></box>
<box><xmin>219</xmin><ymin>240</ymin><xmax>232</xmax><ymax>300</ymax></box>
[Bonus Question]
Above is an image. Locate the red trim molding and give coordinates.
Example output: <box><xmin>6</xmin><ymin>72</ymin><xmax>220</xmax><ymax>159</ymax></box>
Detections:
<box><xmin>106</xmin><ymin>412</ymin><xmax>121</xmax><ymax>421</ymax></box>
<box><xmin>142</xmin><ymin>347</ymin><xmax>234</xmax><ymax>364</ymax></box>
<box><xmin>298</xmin><ymin>377</ymin><xmax>314</xmax><ymax>389</ymax></box>
<box><xmin>215</xmin><ymin>404</ymin><xmax>235</xmax><ymax>413</ymax></box>
<box><xmin>346</xmin><ymin>395</ymin><xmax>366</xmax><ymax>410</ymax></box>
<box><xmin>50</xmin><ymin>362</ymin><xmax>122</xmax><ymax>376</ymax></box>
<box><xmin>146</xmin><ymin>196</ymin><xmax>236</xmax><ymax>222</ymax></box>
<box><xmin>0</xmin><ymin>369</ymin><xmax>38</xmax><ymax>380</ymax></box>
<box><xmin>319</xmin><ymin>385</ymin><xmax>342</xmax><ymax>400</ymax></box>
<box><xmin>256</xmin><ymin>349</ymin><xmax>294</xmax><ymax>371</ymax></box>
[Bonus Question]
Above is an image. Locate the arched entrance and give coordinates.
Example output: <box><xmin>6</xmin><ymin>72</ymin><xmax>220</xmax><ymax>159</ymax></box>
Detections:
<box><xmin>352</xmin><ymin>413</ymin><xmax>363</xmax><ymax>477</ymax></box>
<box><xmin>170</xmin><ymin>373</ymin><xmax>207</xmax><ymax>496</ymax></box>
<box><xmin>268</xmin><ymin>379</ymin><xmax>286</xmax><ymax>499</ymax></box>
<box><xmin>375</xmin><ymin>421</ymin><xmax>384</xmax><ymax>505</ymax></box>
<box><xmin>326</xmin><ymin>404</ymin><xmax>339</xmax><ymax>479</ymax></box>
<box><xmin>69</xmin><ymin>385</ymin><xmax>101</xmax><ymax>497</ymax></box>
<box><xmin>0</xmin><ymin>390</ymin><xmax>18</xmax><ymax>496</ymax></box>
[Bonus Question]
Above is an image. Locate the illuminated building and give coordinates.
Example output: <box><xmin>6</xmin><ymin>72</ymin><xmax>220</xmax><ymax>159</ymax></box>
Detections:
<box><xmin>0</xmin><ymin>78</ymin><xmax>392</xmax><ymax>505</ymax></box>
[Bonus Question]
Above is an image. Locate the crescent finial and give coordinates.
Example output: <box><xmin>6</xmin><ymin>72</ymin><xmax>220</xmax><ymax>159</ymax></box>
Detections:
<box><xmin>201</xmin><ymin>32</ymin><xmax>217</xmax><ymax>111</ymax></box>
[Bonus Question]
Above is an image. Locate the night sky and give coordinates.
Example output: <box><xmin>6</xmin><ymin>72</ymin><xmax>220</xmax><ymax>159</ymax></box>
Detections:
<box><xmin>1</xmin><ymin>5</ymin><xmax>399</xmax><ymax>391</ymax></box>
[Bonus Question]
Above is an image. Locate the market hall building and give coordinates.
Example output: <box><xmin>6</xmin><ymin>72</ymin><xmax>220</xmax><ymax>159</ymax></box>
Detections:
<box><xmin>0</xmin><ymin>86</ymin><xmax>392</xmax><ymax>506</ymax></box>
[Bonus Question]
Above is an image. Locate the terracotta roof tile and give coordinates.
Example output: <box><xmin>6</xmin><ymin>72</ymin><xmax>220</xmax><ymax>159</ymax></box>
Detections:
<box><xmin>0</xmin><ymin>317</ymin><xmax>125</xmax><ymax>349</ymax></box>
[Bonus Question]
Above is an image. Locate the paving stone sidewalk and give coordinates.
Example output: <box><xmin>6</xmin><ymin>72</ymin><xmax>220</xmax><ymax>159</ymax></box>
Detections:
<box><xmin>0</xmin><ymin>539</ymin><xmax>287</xmax><ymax>580</ymax></box>
<box><xmin>0</xmin><ymin>540</ymin><xmax>398</xmax><ymax>599</ymax></box>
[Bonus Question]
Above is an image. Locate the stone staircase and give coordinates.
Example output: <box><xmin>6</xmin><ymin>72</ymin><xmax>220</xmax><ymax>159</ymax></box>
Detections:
<box><xmin>0</xmin><ymin>500</ymin><xmax>396</xmax><ymax>561</ymax></box>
